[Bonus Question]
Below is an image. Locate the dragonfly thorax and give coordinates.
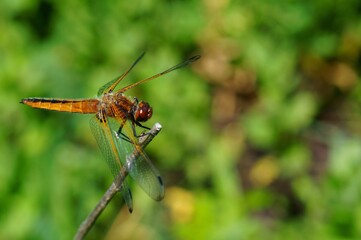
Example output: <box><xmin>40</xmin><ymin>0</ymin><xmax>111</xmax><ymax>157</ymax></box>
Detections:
<box><xmin>99</xmin><ymin>92</ymin><xmax>152</xmax><ymax>122</ymax></box>
<box><xmin>98</xmin><ymin>92</ymin><xmax>131</xmax><ymax>118</ymax></box>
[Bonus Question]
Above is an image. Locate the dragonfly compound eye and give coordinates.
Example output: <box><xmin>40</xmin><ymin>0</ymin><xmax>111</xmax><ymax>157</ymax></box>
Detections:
<box><xmin>135</xmin><ymin>101</ymin><xmax>153</xmax><ymax>122</ymax></box>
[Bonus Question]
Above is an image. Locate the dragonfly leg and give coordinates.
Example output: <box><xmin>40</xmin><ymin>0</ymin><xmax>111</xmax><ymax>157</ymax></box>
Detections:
<box><xmin>116</xmin><ymin>123</ymin><xmax>146</xmax><ymax>142</ymax></box>
<box><xmin>118</xmin><ymin>131</ymin><xmax>133</xmax><ymax>143</ymax></box>
<box><xmin>132</xmin><ymin>121</ymin><xmax>155</xmax><ymax>138</ymax></box>
<box><xmin>135</xmin><ymin>121</ymin><xmax>150</xmax><ymax>130</ymax></box>
<box><xmin>115</xmin><ymin>126</ymin><xmax>133</xmax><ymax>144</ymax></box>
<box><xmin>115</xmin><ymin>117</ymin><xmax>151</xmax><ymax>142</ymax></box>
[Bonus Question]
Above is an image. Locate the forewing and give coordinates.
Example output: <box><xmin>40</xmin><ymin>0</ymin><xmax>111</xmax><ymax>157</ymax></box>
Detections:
<box><xmin>97</xmin><ymin>52</ymin><xmax>146</xmax><ymax>96</ymax></box>
<box><xmin>89</xmin><ymin>114</ymin><xmax>133</xmax><ymax>212</ymax></box>
<box><xmin>109</xmin><ymin>119</ymin><xmax>165</xmax><ymax>201</ymax></box>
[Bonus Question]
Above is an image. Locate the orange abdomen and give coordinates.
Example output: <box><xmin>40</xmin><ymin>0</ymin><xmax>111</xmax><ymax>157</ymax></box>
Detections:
<box><xmin>21</xmin><ymin>98</ymin><xmax>99</xmax><ymax>113</ymax></box>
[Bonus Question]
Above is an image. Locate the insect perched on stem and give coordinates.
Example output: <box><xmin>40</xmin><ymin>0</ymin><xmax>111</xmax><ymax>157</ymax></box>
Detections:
<box><xmin>21</xmin><ymin>53</ymin><xmax>200</xmax><ymax>212</ymax></box>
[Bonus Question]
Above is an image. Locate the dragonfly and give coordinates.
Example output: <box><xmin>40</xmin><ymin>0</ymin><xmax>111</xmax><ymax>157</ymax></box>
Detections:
<box><xmin>21</xmin><ymin>52</ymin><xmax>200</xmax><ymax>212</ymax></box>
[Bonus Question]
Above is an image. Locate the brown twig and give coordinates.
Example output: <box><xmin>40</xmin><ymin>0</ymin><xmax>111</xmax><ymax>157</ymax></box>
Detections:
<box><xmin>74</xmin><ymin>123</ymin><xmax>162</xmax><ymax>240</ymax></box>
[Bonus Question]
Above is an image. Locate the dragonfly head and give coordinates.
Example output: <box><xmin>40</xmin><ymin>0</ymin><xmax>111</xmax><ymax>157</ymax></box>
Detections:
<box><xmin>134</xmin><ymin>101</ymin><xmax>153</xmax><ymax>122</ymax></box>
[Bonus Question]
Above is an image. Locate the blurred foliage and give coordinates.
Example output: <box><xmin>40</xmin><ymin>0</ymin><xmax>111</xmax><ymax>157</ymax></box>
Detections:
<box><xmin>1</xmin><ymin>0</ymin><xmax>361</xmax><ymax>239</ymax></box>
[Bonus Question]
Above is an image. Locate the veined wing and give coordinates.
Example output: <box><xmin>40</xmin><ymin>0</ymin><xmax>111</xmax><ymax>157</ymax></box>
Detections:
<box><xmin>97</xmin><ymin>53</ymin><xmax>200</xmax><ymax>97</ymax></box>
<box><xmin>89</xmin><ymin>113</ymin><xmax>133</xmax><ymax>212</ymax></box>
<box><xmin>108</xmin><ymin>118</ymin><xmax>165</xmax><ymax>201</ymax></box>
<box><xmin>97</xmin><ymin>52</ymin><xmax>146</xmax><ymax>96</ymax></box>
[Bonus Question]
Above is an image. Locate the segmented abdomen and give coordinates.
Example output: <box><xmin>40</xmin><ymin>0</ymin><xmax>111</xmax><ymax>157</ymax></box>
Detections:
<box><xmin>20</xmin><ymin>98</ymin><xmax>99</xmax><ymax>113</ymax></box>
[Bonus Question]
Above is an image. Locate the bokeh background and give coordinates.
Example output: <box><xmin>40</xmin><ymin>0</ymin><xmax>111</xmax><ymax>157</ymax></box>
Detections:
<box><xmin>2</xmin><ymin>0</ymin><xmax>361</xmax><ymax>239</ymax></box>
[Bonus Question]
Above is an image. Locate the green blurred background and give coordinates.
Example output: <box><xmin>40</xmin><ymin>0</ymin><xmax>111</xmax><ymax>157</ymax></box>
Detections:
<box><xmin>2</xmin><ymin>0</ymin><xmax>361</xmax><ymax>239</ymax></box>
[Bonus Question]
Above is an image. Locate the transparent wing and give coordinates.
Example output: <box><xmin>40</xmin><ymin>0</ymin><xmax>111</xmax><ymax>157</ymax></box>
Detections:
<box><xmin>97</xmin><ymin>52</ymin><xmax>146</xmax><ymax>96</ymax></box>
<box><xmin>108</xmin><ymin>118</ymin><xmax>165</xmax><ymax>201</ymax></box>
<box><xmin>89</xmin><ymin>114</ymin><xmax>133</xmax><ymax>212</ymax></box>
